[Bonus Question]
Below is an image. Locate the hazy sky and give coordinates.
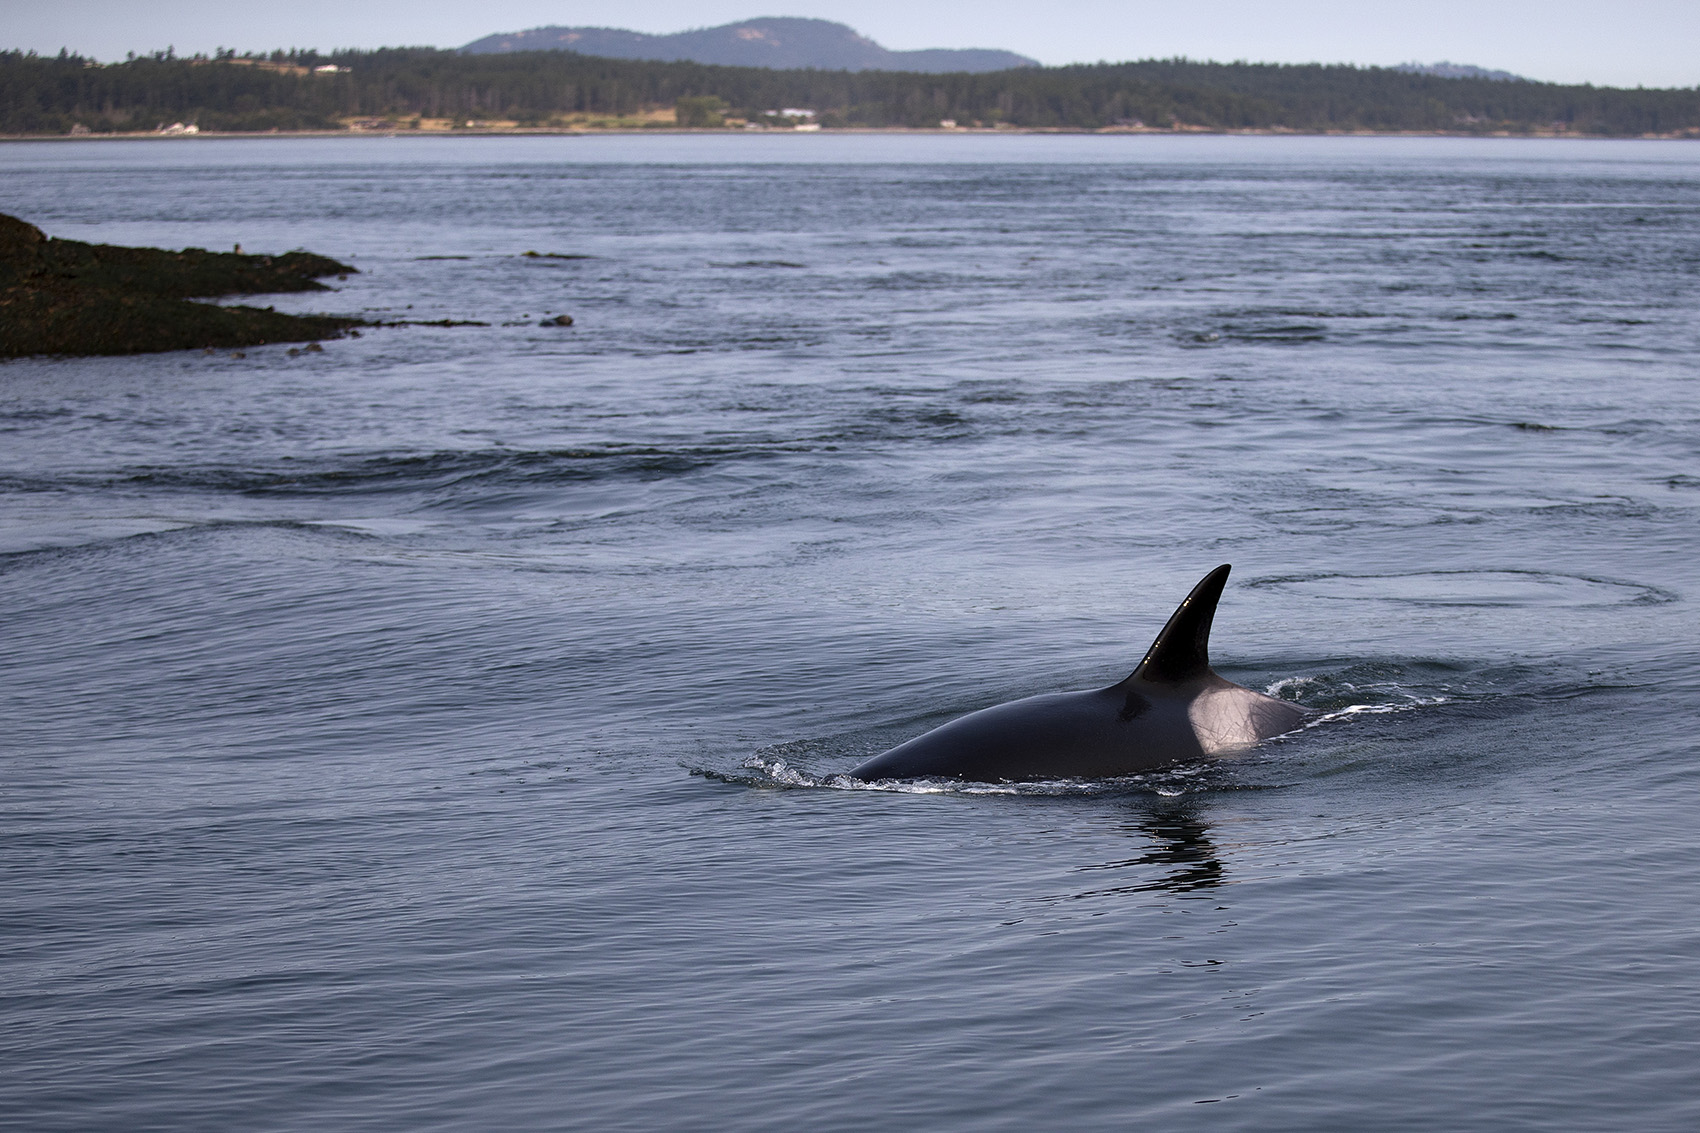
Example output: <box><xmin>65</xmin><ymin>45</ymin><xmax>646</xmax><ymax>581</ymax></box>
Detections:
<box><xmin>8</xmin><ymin>0</ymin><xmax>1697</xmax><ymax>88</ymax></box>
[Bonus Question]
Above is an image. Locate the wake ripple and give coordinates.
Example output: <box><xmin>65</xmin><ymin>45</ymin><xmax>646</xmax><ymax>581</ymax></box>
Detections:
<box><xmin>698</xmin><ymin>755</ymin><xmax>1230</xmax><ymax>797</ymax></box>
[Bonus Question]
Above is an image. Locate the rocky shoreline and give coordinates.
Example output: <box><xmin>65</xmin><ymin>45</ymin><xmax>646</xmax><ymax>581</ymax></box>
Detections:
<box><xmin>0</xmin><ymin>213</ymin><xmax>363</xmax><ymax>358</ymax></box>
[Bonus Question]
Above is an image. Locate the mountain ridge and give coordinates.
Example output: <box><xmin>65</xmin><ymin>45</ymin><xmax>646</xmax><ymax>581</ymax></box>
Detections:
<box><xmin>461</xmin><ymin>17</ymin><xmax>1038</xmax><ymax>73</ymax></box>
<box><xmin>1394</xmin><ymin>61</ymin><xmax>1526</xmax><ymax>82</ymax></box>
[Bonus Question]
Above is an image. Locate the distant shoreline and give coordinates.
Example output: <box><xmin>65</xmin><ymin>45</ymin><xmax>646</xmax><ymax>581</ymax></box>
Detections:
<box><xmin>6</xmin><ymin>127</ymin><xmax>1699</xmax><ymax>143</ymax></box>
<box><xmin>14</xmin><ymin>51</ymin><xmax>1695</xmax><ymax>139</ymax></box>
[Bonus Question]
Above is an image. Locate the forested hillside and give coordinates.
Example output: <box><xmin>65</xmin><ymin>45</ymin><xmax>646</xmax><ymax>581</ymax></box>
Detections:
<box><xmin>3</xmin><ymin>47</ymin><xmax>1696</xmax><ymax>136</ymax></box>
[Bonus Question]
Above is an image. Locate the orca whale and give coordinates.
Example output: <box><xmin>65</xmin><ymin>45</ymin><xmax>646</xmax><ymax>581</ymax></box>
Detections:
<box><xmin>849</xmin><ymin>565</ymin><xmax>1309</xmax><ymax>782</ymax></box>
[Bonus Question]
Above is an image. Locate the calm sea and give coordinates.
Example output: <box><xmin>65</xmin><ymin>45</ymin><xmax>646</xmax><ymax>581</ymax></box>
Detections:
<box><xmin>3</xmin><ymin>134</ymin><xmax>1699</xmax><ymax>1131</ymax></box>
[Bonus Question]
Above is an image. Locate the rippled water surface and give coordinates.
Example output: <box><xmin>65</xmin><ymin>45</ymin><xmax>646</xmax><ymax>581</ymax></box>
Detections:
<box><xmin>4</xmin><ymin>134</ymin><xmax>1700</xmax><ymax>1130</ymax></box>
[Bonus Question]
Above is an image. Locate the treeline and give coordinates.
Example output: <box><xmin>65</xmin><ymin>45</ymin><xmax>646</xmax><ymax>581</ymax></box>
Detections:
<box><xmin>3</xmin><ymin>46</ymin><xmax>1698</xmax><ymax>136</ymax></box>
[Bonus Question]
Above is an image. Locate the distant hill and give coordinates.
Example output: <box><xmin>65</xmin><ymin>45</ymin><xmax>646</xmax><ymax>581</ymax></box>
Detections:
<box><xmin>460</xmin><ymin>17</ymin><xmax>1038</xmax><ymax>73</ymax></box>
<box><xmin>1394</xmin><ymin>61</ymin><xmax>1526</xmax><ymax>82</ymax></box>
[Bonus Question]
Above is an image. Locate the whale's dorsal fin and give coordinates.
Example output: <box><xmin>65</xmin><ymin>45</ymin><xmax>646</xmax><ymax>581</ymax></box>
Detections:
<box><xmin>1123</xmin><ymin>564</ymin><xmax>1231</xmax><ymax>685</ymax></box>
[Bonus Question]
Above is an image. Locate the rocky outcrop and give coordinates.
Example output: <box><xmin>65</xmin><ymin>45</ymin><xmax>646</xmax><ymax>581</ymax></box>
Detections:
<box><xmin>0</xmin><ymin>213</ymin><xmax>363</xmax><ymax>358</ymax></box>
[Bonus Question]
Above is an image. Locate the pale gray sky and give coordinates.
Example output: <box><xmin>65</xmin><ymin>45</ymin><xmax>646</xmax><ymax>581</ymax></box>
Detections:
<box><xmin>7</xmin><ymin>0</ymin><xmax>1697</xmax><ymax>88</ymax></box>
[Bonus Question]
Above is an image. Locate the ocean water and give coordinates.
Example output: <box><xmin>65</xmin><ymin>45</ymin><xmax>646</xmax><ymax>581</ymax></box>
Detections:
<box><xmin>3</xmin><ymin>134</ymin><xmax>1699</xmax><ymax>1131</ymax></box>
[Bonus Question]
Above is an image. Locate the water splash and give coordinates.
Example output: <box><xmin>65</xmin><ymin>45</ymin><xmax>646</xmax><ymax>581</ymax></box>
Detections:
<box><xmin>698</xmin><ymin>754</ymin><xmax>1238</xmax><ymax>798</ymax></box>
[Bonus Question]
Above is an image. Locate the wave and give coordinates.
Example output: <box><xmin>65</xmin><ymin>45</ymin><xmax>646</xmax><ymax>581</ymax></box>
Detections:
<box><xmin>1249</xmin><ymin>568</ymin><xmax>1675</xmax><ymax>608</ymax></box>
<box><xmin>0</xmin><ymin>444</ymin><xmax>814</xmax><ymax>498</ymax></box>
<box><xmin>0</xmin><ymin>516</ymin><xmax>382</xmax><ymax>569</ymax></box>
